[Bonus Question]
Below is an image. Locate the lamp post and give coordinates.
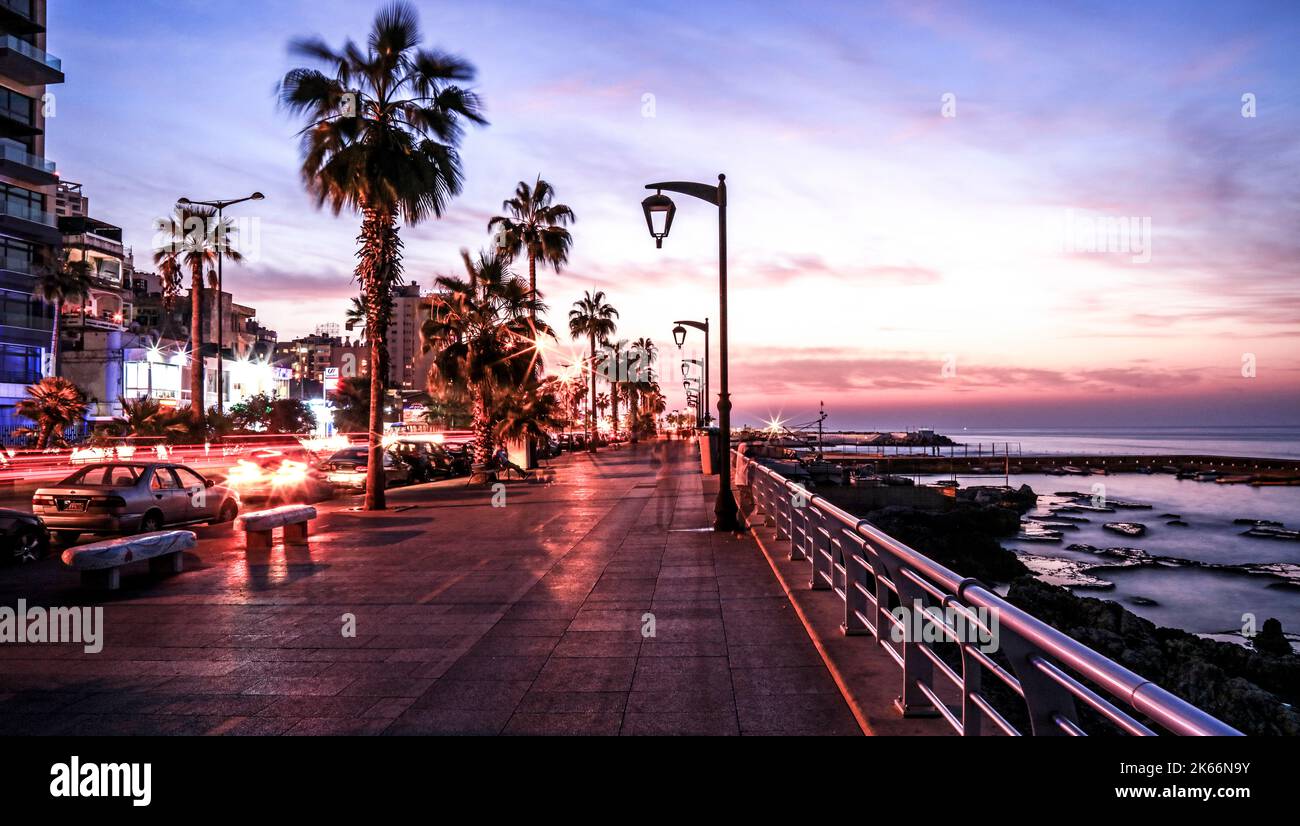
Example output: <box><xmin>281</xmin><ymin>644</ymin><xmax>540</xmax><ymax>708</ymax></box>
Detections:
<box><xmin>177</xmin><ymin>192</ymin><xmax>264</xmax><ymax>414</ymax></box>
<box><xmin>643</xmin><ymin>174</ymin><xmax>737</xmax><ymax>530</ymax></box>
<box><xmin>672</xmin><ymin>319</ymin><xmax>710</xmax><ymax>426</ymax></box>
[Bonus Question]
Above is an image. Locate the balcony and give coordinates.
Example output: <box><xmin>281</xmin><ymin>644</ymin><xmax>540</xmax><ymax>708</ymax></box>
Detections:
<box><xmin>0</xmin><ymin>0</ymin><xmax>43</xmax><ymax>36</ymax></box>
<box><xmin>0</xmin><ymin>139</ymin><xmax>53</xmax><ymax>183</ymax></box>
<box><xmin>0</xmin><ymin>198</ymin><xmax>57</xmax><ymax>243</ymax></box>
<box><xmin>62</xmin><ymin>231</ymin><xmax>125</xmax><ymax>259</ymax></box>
<box><xmin>0</xmin><ymin>34</ymin><xmax>62</xmax><ymax>85</ymax></box>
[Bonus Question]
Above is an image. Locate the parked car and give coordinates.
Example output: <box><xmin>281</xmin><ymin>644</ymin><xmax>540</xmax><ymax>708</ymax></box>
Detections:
<box><xmin>32</xmin><ymin>462</ymin><xmax>241</xmax><ymax>545</ymax></box>
<box><xmin>0</xmin><ymin>509</ymin><xmax>50</xmax><ymax>563</ymax></box>
<box><xmin>321</xmin><ymin>447</ymin><xmax>412</xmax><ymax>489</ymax></box>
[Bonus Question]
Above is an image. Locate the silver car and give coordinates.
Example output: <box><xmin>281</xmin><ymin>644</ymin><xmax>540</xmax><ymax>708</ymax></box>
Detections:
<box><xmin>320</xmin><ymin>447</ymin><xmax>412</xmax><ymax>489</ymax></box>
<box><xmin>33</xmin><ymin>462</ymin><xmax>241</xmax><ymax>544</ymax></box>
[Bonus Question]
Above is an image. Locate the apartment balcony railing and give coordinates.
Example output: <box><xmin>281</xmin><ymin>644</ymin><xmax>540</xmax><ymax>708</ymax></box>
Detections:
<box><xmin>0</xmin><ymin>0</ymin><xmax>35</xmax><ymax>22</ymax></box>
<box><xmin>736</xmin><ymin>450</ymin><xmax>1243</xmax><ymax>736</ymax></box>
<box><xmin>0</xmin><ymin>306</ymin><xmax>50</xmax><ymax>331</ymax></box>
<box><xmin>0</xmin><ymin>34</ymin><xmax>60</xmax><ymax>72</ymax></box>
<box><xmin>64</xmin><ymin>232</ymin><xmax>125</xmax><ymax>260</ymax></box>
<box><xmin>0</xmin><ymin>251</ymin><xmax>35</xmax><ymax>275</ymax></box>
<box><xmin>0</xmin><ymin>140</ymin><xmax>51</xmax><ymax>173</ymax></box>
<box><xmin>0</xmin><ymin>199</ymin><xmax>55</xmax><ymax>226</ymax></box>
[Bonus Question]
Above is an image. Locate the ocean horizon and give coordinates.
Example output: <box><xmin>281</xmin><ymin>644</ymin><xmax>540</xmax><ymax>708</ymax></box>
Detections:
<box><xmin>818</xmin><ymin>425</ymin><xmax>1300</xmax><ymax>461</ymax></box>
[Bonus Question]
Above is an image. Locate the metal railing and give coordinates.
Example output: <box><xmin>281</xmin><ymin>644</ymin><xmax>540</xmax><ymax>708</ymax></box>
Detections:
<box><xmin>0</xmin><ymin>34</ymin><xmax>60</xmax><ymax>71</ymax></box>
<box><xmin>736</xmin><ymin>450</ymin><xmax>1242</xmax><ymax>736</ymax></box>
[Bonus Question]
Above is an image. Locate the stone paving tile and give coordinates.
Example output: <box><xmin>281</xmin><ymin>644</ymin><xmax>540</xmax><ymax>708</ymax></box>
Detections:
<box><xmin>503</xmin><ymin>712</ymin><xmax>623</xmax><ymax>736</ymax></box>
<box><xmin>0</xmin><ymin>441</ymin><xmax>858</xmax><ymax>736</ymax></box>
<box><xmin>621</xmin><ymin>712</ymin><xmax>740</xmax><ymax>736</ymax></box>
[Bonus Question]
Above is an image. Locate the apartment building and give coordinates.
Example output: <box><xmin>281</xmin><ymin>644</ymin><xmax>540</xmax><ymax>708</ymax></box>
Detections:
<box><xmin>0</xmin><ymin>0</ymin><xmax>62</xmax><ymax>429</ymax></box>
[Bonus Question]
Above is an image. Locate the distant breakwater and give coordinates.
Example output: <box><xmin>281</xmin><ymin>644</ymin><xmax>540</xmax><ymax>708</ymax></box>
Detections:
<box><xmin>818</xmin><ymin>452</ymin><xmax>1300</xmax><ymax>477</ymax></box>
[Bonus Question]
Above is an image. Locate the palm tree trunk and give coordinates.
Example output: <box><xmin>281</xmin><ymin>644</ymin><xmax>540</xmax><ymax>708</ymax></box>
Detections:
<box><xmin>528</xmin><ymin>251</ymin><xmax>537</xmax><ymax>321</ymax></box>
<box><xmin>472</xmin><ymin>392</ymin><xmax>492</xmax><ymax>466</ymax></box>
<box><xmin>359</xmin><ymin>205</ymin><xmax>400</xmax><ymax>511</ymax></box>
<box><xmin>190</xmin><ymin>265</ymin><xmax>204</xmax><ymax>424</ymax></box>
<box><xmin>629</xmin><ymin>385</ymin><xmax>639</xmax><ymax>444</ymax></box>
<box><xmin>588</xmin><ymin>335</ymin><xmax>597</xmax><ymax>452</ymax></box>
<box><xmin>366</xmin><ymin>331</ymin><xmax>386</xmax><ymax>509</ymax></box>
<box><xmin>49</xmin><ymin>300</ymin><xmax>60</xmax><ymax>376</ymax></box>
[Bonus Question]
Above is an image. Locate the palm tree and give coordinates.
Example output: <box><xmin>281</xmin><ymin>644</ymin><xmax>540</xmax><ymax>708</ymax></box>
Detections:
<box><xmin>626</xmin><ymin>337</ymin><xmax>657</xmax><ymax>442</ymax></box>
<box><xmin>488</xmin><ymin>176</ymin><xmax>575</xmax><ymax>320</ymax></box>
<box><xmin>344</xmin><ymin>295</ymin><xmax>366</xmax><ymax>333</ymax></box>
<box><xmin>568</xmin><ymin>290</ymin><xmax>618</xmax><ymax>452</ymax></box>
<box><xmin>35</xmin><ymin>253</ymin><xmax>93</xmax><ymax>374</ymax></box>
<box><xmin>494</xmin><ymin>378</ymin><xmax>563</xmax><ymax>449</ymax></box>
<box><xmin>280</xmin><ymin>0</ymin><xmax>486</xmax><ymax>509</ymax></box>
<box><xmin>153</xmin><ymin>204</ymin><xmax>243</xmax><ymax>424</ymax></box>
<box><xmin>17</xmin><ymin>377</ymin><xmax>88</xmax><ymax>449</ymax></box>
<box><xmin>422</xmin><ymin>250</ymin><xmax>548</xmax><ymax>468</ymax></box>
<box><xmin>594</xmin><ymin>392</ymin><xmax>610</xmax><ymax>426</ymax></box>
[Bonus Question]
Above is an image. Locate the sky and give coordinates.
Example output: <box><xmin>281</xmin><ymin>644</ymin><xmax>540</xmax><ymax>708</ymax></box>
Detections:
<box><xmin>46</xmin><ymin>0</ymin><xmax>1300</xmax><ymax>430</ymax></box>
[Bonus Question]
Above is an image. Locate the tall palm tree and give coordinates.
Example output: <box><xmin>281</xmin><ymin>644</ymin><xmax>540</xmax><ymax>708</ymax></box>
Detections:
<box><xmin>568</xmin><ymin>290</ymin><xmax>618</xmax><ymax>452</ymax></box>
<box><xmin>422</xmin><ymin>250</ymin><xmax>548</xmax><ymax>468</ymax></box>
<box><xmin>627</xmin><ymin>337</ymin><xmax>657</xmax><ymax>442</ymax></box>
<box><xmin>280</xmin><ymin>0</ymin><xmax>486</xmax><ymax>509</ymax></box>
<box><xmin>17</xmin><ymin>377</ymin><xmax>88</xmax><ymax>449</ymax></box>
<box><xmin>153</xmin><ymin>204</ymin><xmax>242</xmax><ymax>423</ymax></box>
<box><xmin>35</xmin><ymin>253</ymin><xmax>93</xmax><ymax>374</ymax></box>
<box><xmin>488</xmin><ymin>176</ymin><xmax>575</xmax><ymax>320</ymax></box>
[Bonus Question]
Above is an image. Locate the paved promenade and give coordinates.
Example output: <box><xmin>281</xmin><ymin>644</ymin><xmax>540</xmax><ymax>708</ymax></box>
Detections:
<box><xmin>0</xmin><ymin>439</ymin><xmax>860</xmax><ymax>735</ymax></box>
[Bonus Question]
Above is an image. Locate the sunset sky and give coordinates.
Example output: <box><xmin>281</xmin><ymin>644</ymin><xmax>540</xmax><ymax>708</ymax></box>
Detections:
<box><xmin>48</xmin><ymin>0</ymin><xmax>1300</xmax><ymax>428</ymax></box>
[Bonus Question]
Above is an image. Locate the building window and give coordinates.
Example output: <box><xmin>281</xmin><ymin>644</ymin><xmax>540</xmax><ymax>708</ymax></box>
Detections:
<box><xmin>0</xmin><ymin>343</ymin><xmax>41</xmax><ymax>385</ymax></box>
<box><xmin>0</xmin><ymin>236</ymin><xmax>37</xmax><ymax>275</ymax></box>
<box><xmin>0</xmin><ymin>183</ymin><xmax>45</xmax><ymax>222</ymax></box>
<box><xmin>0</xmin><ymin>85</ymin><xmax>35</xmax><ymax>128</ymax></box>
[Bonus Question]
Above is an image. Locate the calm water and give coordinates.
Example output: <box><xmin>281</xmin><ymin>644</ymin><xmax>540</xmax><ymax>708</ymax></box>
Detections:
<box><xmin>915</xmin><ymin>470</ymin><xmax>1300</xmax><ymax>638</ymax></box>
<box><xmin>948</xmin><ymin>426</ymin><xmax>1300</xmax><ymax>460</ymax></box>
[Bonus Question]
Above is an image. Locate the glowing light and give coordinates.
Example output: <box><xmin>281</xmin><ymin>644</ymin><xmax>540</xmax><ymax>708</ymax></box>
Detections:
<box><xmin>226</xmin><ymin>459</ymin><xmax>265</xmax><ymax>487</ymax></box>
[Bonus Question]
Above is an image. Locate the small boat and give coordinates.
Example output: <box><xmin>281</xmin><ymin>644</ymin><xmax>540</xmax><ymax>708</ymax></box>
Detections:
<box><xmin>1215</xmin><ymin>475</ymin><xmax>1254</xmax><ymax>485</ymax></box>
<box><xmin>1088</xmin><ymin>467</ymin><xmax>1107</xmax><ymax>475</ymax></box>
<box><xmin>1103</xmin><ymin>522</ymin><xmax>1147</xmax><ymax>538</ymax></box>
<box><xmin>1061</xmin><ymin>466</ymin><xmax>1088</xmax><ymax>476</ymax></box>
<box><xmin>1196</xmin><ymin>471</ymin><xmax>1221</xmax><ymax>482</ymax></box>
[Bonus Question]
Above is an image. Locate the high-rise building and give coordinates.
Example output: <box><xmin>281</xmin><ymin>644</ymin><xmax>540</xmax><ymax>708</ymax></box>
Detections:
<box><xmin>0</xmin><ymin>0</ymin><xmax>63</xmax><ymax>430</ymax></box>
<box><xmin>389</xmin><ymin>281</ymin><xmax>435</xmax><ymax>390</ymax></box>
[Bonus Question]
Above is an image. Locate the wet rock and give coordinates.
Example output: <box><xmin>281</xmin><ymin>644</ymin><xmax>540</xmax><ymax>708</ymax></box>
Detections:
<box><xmin>864</xmin><ymin>504</ymin><xmax>1028</xmax><ymax>583</ymax></box>
<box><xmin>1103</xmin><ymin>522</ymin><xmax>1147</xmax><ymax>537</ymax></box>
<box><xmin>1166</xmin><ymin>519</ymin><xmax>1189</xmax><ymax>527</ymax></box>
<box><xmin>1130</xmin><ymin>596</ymin><xmax>1159</xmax><ymax>606</ymax></box>
<box><xmin>1253</xmin><ymin>619</ymin><xmax>1293</xmax><ymax>656</ymax></box>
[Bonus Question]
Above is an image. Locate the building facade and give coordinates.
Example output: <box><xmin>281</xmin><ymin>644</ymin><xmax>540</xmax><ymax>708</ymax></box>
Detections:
<box><xmin>0</xmin><ymin>0</ymin><xmax>62</xmax><ymax>431</ymax></box>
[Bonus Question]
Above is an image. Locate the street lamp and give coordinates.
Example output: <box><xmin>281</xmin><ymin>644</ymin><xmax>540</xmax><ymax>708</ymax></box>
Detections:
<box><xmin>177</xmin><ymin>191</ymin><xmax>264</xmax><ymax>414</ymax></box>
<box><xmin>672</xmin><ymin>324</ymin><xmax>687</xmax><ymax>348</ymax></box>
<box><xmin>673</xmin><ymin>319</ymin><xmax>710</xmax><ymax>426</ymax></box>
<box><xmin>641</xmin><ymin>192</ymin><xmax>676</xmax><ymax>248</ymax></box>
<box><xmin>643</xmin><ymin>174</ymin><xmax>738</xmax><ymax>531</ymax></box>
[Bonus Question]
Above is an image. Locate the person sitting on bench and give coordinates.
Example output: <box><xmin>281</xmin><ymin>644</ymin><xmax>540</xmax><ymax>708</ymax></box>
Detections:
<box><xmin>492</xmin><ymin>447</ymin><xmax>531</xmax><ymax>479</ymax></box>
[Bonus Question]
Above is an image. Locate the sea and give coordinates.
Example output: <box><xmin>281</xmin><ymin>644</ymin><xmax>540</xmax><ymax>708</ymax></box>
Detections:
<box><xmin>855</xmin><ymin>427</ymin><xmax>1300</xmax><ymax>642</ymax></box>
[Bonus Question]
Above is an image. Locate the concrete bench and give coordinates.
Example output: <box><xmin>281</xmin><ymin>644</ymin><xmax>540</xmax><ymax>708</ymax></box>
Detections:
<box><xmin>236</xmin><ymin>505</ymin><xmax>318</xmax><ymax>550</ymax></box>
<box><xmin>61</xmin><ymin>530</ymin><xmax>197</xmax><ymax>591</ymax></box>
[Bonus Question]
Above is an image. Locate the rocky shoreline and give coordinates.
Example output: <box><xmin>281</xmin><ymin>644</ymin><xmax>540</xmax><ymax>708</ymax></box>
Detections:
<box><xmin>826</xmin><ymin>483</ymin><xmax>1299</xmax><ymax>736</ymax></box>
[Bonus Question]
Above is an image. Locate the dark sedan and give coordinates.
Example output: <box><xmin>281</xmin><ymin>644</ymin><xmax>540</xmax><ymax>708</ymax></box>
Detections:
<box><xmin>0</xmin><ymin>509</ymin><xmax>49</xmax><ymax>563</ymax></box>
